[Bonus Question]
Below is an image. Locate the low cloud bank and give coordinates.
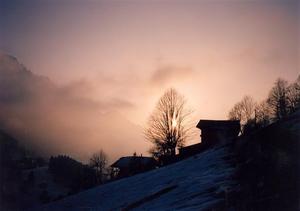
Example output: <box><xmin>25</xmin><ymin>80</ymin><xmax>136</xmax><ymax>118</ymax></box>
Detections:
<box><xmin>0</xmin><ymin>53</ymin><xmax>147</xmax><ymax>162</ymax></box>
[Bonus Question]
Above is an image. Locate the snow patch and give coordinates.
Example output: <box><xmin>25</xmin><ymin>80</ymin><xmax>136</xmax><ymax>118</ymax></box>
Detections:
<box><xmin>40</xmin><ymin>146</ymin><xmax>236</xmax><ymax>211</ymax></box>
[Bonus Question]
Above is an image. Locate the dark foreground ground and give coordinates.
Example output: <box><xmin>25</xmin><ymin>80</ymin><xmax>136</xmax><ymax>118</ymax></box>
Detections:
<box><xmin>39</xmin><ymin>112</ymin><xmax>300</xmax><ymax>211</ymax></box>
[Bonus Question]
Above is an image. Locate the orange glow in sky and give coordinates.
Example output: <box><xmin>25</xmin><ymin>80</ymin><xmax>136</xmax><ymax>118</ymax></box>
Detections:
<box><xmin>0</xmin><ymin>0</ymin><xmax>299</xmax><ymax>161</ymax></box>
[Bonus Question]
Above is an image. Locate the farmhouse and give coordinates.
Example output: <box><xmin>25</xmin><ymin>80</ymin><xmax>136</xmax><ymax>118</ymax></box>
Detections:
<box><xmin>180</xmin><ymin>120</ymin><xmax>240</xmax><ymax>158</ymax></box>
<box><xmin>111</xmin><ymin>155</ymin><xmax>157</xmax><ymax>178</ymax></box>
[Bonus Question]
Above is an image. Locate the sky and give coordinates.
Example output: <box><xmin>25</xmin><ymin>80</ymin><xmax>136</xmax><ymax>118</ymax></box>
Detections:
<box><xmin>0</xmin><ymin>0</ymin><xmax>299</xmax><ymax>162</ymax></box>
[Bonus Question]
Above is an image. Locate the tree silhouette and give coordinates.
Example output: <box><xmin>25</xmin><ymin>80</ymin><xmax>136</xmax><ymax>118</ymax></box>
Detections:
<box><xmin>228</xmin><ymin>95</ymin><xmax>256</xmax><ymax>133</ymax></box>
<box><xmin>145</xmin><ymin>88</ymin><xmax>192</xmax><ymax>161</ymax></box>
<box><xmin>254</xmin><ymin>100</ymin><xmax>271</xmax><ymax>128</ymax></box>
<box><xmin>287</xmin><ymin>75</ymin><xmax>300</xmax><ymax>113</ymax></box>
<box><xmin>89</xmin><ymin>150</ymin><xmax>108</xmax><ymax>183</ymax></box>
<box><xmin>49</xmin><ymin>155</ymin><xmax>97</xmax><ymax>192</ymax></box>
<box><xmin>267</xmin><ymin>78</ymin><xmax>289</xmax><ymax>120</ymax></box>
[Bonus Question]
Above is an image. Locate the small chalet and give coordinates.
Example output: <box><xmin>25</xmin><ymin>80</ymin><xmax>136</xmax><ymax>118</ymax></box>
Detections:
<box><xmin>111</xmin><ymin>155</ymin><xmax>157</xmax><ymax>178</ymax></box>
<box><xmin>180</xmin><ymin>119</ymin><xmax>240</xmax><ymax>158</ymax></box>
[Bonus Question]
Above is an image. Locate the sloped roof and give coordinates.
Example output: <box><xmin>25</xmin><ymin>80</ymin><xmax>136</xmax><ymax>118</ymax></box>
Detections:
<box><xmin>196</xmin><ymin>120</ymin><xmax>240</xmax><ymax>129</ymax></box>
<box><xmin>111</xmin><ymin>156</ymin><xmax>156</xmax><ymax>169</ymax></box>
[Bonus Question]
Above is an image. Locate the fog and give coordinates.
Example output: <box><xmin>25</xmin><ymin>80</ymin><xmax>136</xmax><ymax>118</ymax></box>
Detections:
<box><xmin>0</xmin><ymin>53</ymin><xmax>149</xmax><ymax>163</ymax></box>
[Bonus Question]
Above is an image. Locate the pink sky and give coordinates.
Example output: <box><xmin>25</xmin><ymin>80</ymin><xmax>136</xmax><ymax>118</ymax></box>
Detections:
<box><xmin>0</xmin><ymin>0</ymin><xmax>299</xmax><ymax>161</ymax></box>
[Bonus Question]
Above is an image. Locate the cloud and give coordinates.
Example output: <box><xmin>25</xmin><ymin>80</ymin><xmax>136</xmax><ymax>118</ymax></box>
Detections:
<box><xmin>0</xmin><ymin>54</ymin><xmax>204</xmax><ymax>162</ymax></box>
<box><xmin>151</xmin><ymin>65</ymin><xmax>194</xmax><ymax>85</ymax></box>
<box><xmin>0</xmin><ymin>53</ymin><xmax>145</xmax><ymax>162</ymax></box>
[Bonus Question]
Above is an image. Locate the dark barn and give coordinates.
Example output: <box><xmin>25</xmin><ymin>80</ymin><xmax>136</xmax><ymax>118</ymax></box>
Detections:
<box><xmin>111</xmin><ymin>156</ymin><xmax>157</xmax><ymax>178</ymax></box>
<box><xmin>197</xmin><ymin>120</ymin><xmax>240</xmax><ymax>147</ymax></box>
<box><xmin>180</xmin><ymin>120</ymin><xmax>240</xmax><ymax>158</ymax></box>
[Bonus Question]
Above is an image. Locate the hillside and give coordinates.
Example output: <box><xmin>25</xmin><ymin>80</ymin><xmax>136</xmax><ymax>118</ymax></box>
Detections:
<box><xmin>40</xmin><ymin>111</ymin><xmax>300</xmax><ymax>211</ymax></box>
<box><xmin>234</xmin><ymin>110</ymin><xmax>300</xmax><ymax>210</ymax></box>
<box><xmin>0</xmin><ymin>130</ymin><xmax>70</xmax><ymax>210</ymax></box>
<box><xmin>40</xmin><ymin>145</ymin><xmax>236</xmax><ymax>210</ymax></box>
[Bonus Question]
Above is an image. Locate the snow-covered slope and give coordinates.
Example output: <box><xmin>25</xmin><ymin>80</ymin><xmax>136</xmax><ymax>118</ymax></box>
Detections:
<box><xmin>22</xmin><ymin>167</ymin><xmax>70</xmax><ymax>208</ymax></box>
<box><xmin>40</xmin><ymin>146</ymin><xmax>236</xmax><ymax>211</ymax></box>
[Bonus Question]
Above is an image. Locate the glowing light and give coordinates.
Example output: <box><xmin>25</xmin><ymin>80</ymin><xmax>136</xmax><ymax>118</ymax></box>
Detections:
<box><xmin>172</xmin><ymin>118</ymin><xmax>177</xmax><ymax>128</ymax></box>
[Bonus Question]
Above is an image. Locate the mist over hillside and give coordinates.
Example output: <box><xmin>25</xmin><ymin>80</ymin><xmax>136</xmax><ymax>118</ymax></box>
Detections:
<box><xmin>0</xmin><ymin>53</ymin><xmax>149</xmax><ymax>162</ymax></box>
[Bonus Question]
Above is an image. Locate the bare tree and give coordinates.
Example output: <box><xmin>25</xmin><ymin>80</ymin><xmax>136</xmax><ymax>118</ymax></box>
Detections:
<box><xmin>255</xmin><ymin>100</ymin><xmax>271</xmax><ymax>128</ymax></box>
<box><xmin>267</xmin><ymin>78</ymin><xmax>289</xmax><ymax>120</ymax></box>
<box><xmin>89</xmin><ymin>150</ymin><xmax>108</xmax><ymax>183</ymax></box>
<box><xmin>145</xmin><ymin>88</ymin><xmax>193</xmax><ymax>160</ymax></box>
<box><xmin>228</xmin><ymin>95</ymin><xmax>256</xmax><ymax>132</ymax></box>
<box><xmin>287</xmin><ymin>75</ymin><xmax>300</xmax><ymax>113</ymax></box>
